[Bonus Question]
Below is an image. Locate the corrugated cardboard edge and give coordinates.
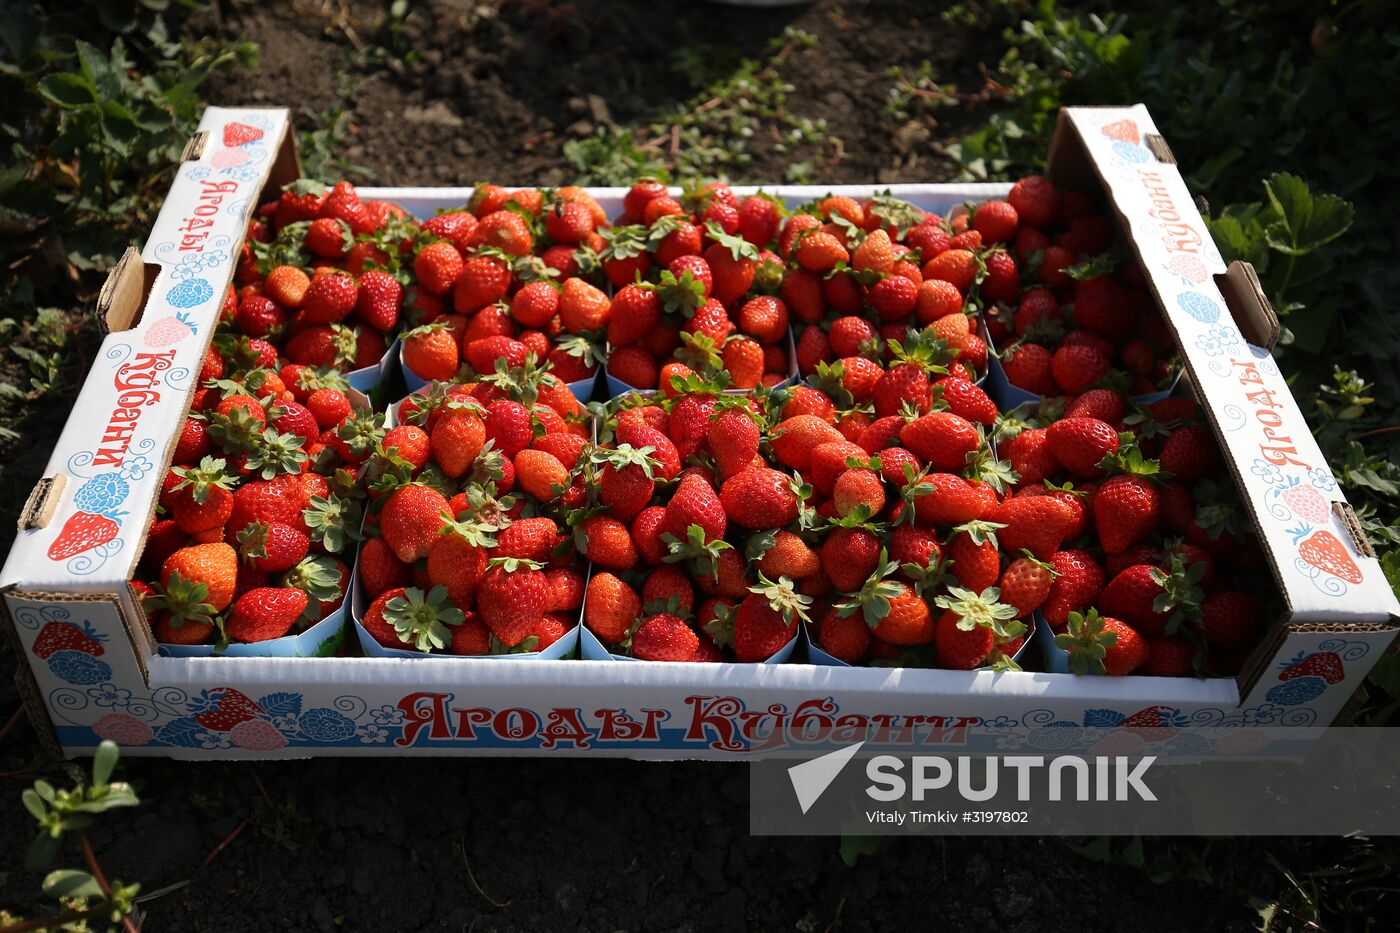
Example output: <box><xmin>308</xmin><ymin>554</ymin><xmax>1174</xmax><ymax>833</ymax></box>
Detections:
<box><xmin>0</xmin><ymin>595</ymin><xmax>64</xmax><ymax>759</ymax></box>
<box><xmin>1215</xmin><ymin>260</ymin><xmax>1280</xmax><ymax>350</ymax></box>
<box><xmin>19</xmin><ymin>474</ymin><xmax>66</xmax><ymax>531</ymax></box>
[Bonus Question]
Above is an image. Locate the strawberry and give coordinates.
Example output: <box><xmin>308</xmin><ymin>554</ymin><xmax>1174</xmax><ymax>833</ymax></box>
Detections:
<box><xmin>732</xmin><ymin>575</ymin><xmax>810</xmax><ymax>661</ymax></box>
<box><xmin>906</xmin><ymin>473</ymin><xmax>997</xmax><ymax>527</ymax></box>
<box><xmin>225</xmin><ymin>587</ymin><xmax>308</xmax><ymax>642</ymax></box>
<box><xmin>632</xmin><ymin>614</ymin><xmax>699</xmax><ymax>662</ymax></box>
<box><xmin>432</xmin><ymin>412</ymin><xmax>487</xmax><ymax>478</ymax></box>
<box><xmin>584</xmin><ymin>573</ymin><xmax>641</xmax><ymax>644</ymax></box>
<box><xmin>708</xmin><ymin>407</ymin><xmax>761</xmax><ymax>478</ymax></box>
<box><xmin>922</xmin><ymin>248</ymin><xmax>977</xmax><ymax>293</ymax></box>
<box><xmin>558</xmin><ymin>278</ymin><xmax>611</xmax><ymax>333</ymax></box>
<box><xmin>755</xmin><ymin>530</ymin><xmax>821</xmax><ymax>580</ymax></box>
<box><xmin>1071</xmin><ymin>278</ymin><xmax>1133</xmax><ymax>343</ymax></box>
<box><xmin>945</xmin><ymin>523</ymin><xmax>1001</xmax><ymax>592</ymax></box>
<box><xmin>719</xmin><ymin>467</ymin><xmax>799</xmax><ymax>529</ymax></box>
<box><xmin>972</xmin><ymin>200</ymin><xmax>1019</xmax><ymax>243</ymax></box>
<box><xmin>402</xmin><ymin>325</ymin><xmax>460</xmax><ymax>381</ymax></box>
<box><xmin>771</xmin><ymin>415</ymin><xmax>845</xmax><ymax>471</ymax></box>
<box><xmin>598</xmin><ymin>445</ymin><xmax>659</xmax><ymax>522</ymax></box>
<box><xmin>301</xmin><ymin>272</ymin><xmax>358</xmax><ymax>324</ymax></box>
<box><xmin>1198</xmin><ymin>591</ymin><xmax>1260</xmax><ymax>649</ymax></box>
<box><xmin>981</xmin><ymin>250</ymin><xmax>1020</xmax><ymax>303</ymax></box>
<box><xmin>663</xmin><ymin>473</ymin><xmax>727</xmax><ymax>543</ymax></box>
<box><xmin>1064</xmin><ymin>388</ymin><xmax>1125</xmax><ymax>424</ymax></box>
<box><xmin>851</xmin><ymin>228</ymin><xmax>895</xmax><ymax>274</ymax></box>
<box><xmin>641</xmin><ymin>565</ymin><xmax>694</xmax><ymax>614</ymax></box>
<box><xmin>305</xmin><ymin>217</ymin><xmax>352</xmax><ymax>258</ymax></box>
<box><xmin>998</xmin><ymin>556</ymin><xmax>1055</xmax><ymax>617</ymax></box>
<box><xmin>1045</xmin><ymin>417</ymin><xmax>1119</xmax><ymax>478</ymax></box>
<box><xmin>834</xmin><ymin>468</ymin><xmax>885</xmax><ymax>518</ymax></box>
<box><xmin>933</xmin><ymin>377</ymin><xmax>997</xmax><ymax>426</ymax></box>
<box><xmin>993</xmin><ymin>496</ymin><xmax>1072</xmax><ymax>559</ymax></box>
<box><xmin>608</xmin><ymin>284</ymin><xmax>662</xmax><ymax>347</ymax></box>
<box><xmin>236</xmin><ymin>521</ymin><xmax>309</xmax><ymax>574</ymax></box>
<box><xmin>794</xmin><ymin>231</ymin><xmax>848</xmax><ymax>273</ymax></box>
<box><xmin>821</xmin><ymin>527</ymin><xmax>882</xmax><ymax>592</ymax></box>
<box><xmin>360</xmin><ymin>536</ymin><xmax>411</xmax><ymax>598</ymax></box>
<box><xmin>996</xmin><ymin>330</ymin><xmax>1055</xmax><ymax>389</ymax></box>
<box><xmin>900</xmin><ymin>412</ymin><xmax>980</xmax><ymax>472</ymax></box>
<box><xmin>170</xmin><ymin>456</ymin><xmax>236</xmax><ymax>535</ymax></box>
<box><xmin>816</xmin><ymin>608</ymin><xmax>873</xmax><ymax>662</ymax></box>
<box><xmin>1094</xmin><ymin>474</ymin><xmax>1159</xmax><ymax>554</ymax></box>
<box><xmin>1042</xmin><ymin>550</ymin><xmax>1105</xmax><ymax>628</ymax></box>
<box><xmin>380</xmin><ymin>484</ymin><xmax>450</xmax><ymax>563</ymax></box>
<box><xmin>1051</xmin><ymin>342</ymin><xmax>1111</xmax><ymax>394</ymax></box>
<box><xmin>1140</xmin><ymin>635</ymin><xmax>1196</xmax><ymax>677</ymax></box>
<box><xmin>1098</xmin><ymin>564</ymin><xmax>1178</xmax><ymax>636</ymax></box>
<box><xmin>1007</xmin><ymin>176</ymin><xmax>1061</xmax><ymax>228</ymax></box>
<box><xmin>426</xmin><ymin>517</ymin><xmax>494</xmax><ymax>602</ymax></box>
<box><xmin>868</xmin><ymin>275</ymin><xmax>919</xmax><ymax>322</ymax></box>
<box><xmin>354</xmin><ymin>269</ymin><xmax>402</xmax><ymax>332</ymax></box>
<box><xmin>1055</xmin><ymin>609</ymin><xmax>1146</xmax><ymax>676</ymax></box>
<box><xmin>575</xmin><ymin>515</ymin><xmax>637</xmax><ymax>570</ymax></box>
<box><xmin>836</xmin><ymin>558</ymin><xmax>933</xmax><ymax>646</ymax></box>
<box><xmin>932</xmin><ymin>587</ymin><xmax>1022</xmax><ymax>670</ymax></box>
<box><xmin>1004</xmin><ymin>428</ymin><xmax>1057</xmax><ymax>486</ymax></box>
<box><xmin>453</xmin><ymin>255</ymin><xmax>511</xmax><ymax>312</ymax></box>
<box><xmin>1159</xmin><ymin>424</ymin><xmax>1220</xmax><ymax>482</ymax></box>
<box><xmin>477</xmin><ymin>556</ymin><xmax>548</xmax><ymax>647</ymax></box>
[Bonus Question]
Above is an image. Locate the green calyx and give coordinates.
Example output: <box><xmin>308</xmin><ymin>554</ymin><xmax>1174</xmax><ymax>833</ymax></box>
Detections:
<box><xmin>661</xmin><ymin>523</ymin><xmax>734</xmax><ymax>582</ymax></box>
<box><xmin>702</xmin><ymin>601</ymin><xmax>737</xmax><ymax>648</ymax></box>
<box><xmin>205</xmin><ymin>405</ymin><xmax>266</xmax><ymax>455</ymax></box>
<box><xmin>440</xmin><ymin>516</ymin><xmax>499</xmax><ymax>548</ymax></box>
<box><xmin>1097</xmin><ymin>441</ymin><xmax>1166</xmax><ymax>480</ymax></box>
<box><xmin>235</xmin><ymin>521</ymin><xmax>272</xmax><ymax>561</ymax></box>
<box><xmin>304</xmin><ymin>493</ymin><xmax>363</xmax><ymax>554</ymax></box>
<box><xmin>384</xmin><ymin>585</ymin><xmax>465</xmax><ymax>653</ymax></box>
<box><xmin>172</xmin><ymin>456</ymin><xmax>234</xmax><ymax>505</ymax></box>
<box><xmin>145</xmin><ymin>572</ymin><xmax>216</xmax><ymax>628</ymax></box>
<box><xmin>281</xmin><ymin>554</ymin><xmax>345</xmax><ymax>621</ymax></box>
<box><xmin>486</xmin><ymin>555</ymin><xmax>544</xmax><ymax>573</ymax></box>
<box><xmin>652</xmin><ymin>268</ymin><xmax>708</xmax><ymax>317</ymax></box>
<box><xmin>591</xmin><ymin>443</ymin><xmax>660</xmax><ymax>479</ymax></box>
<box><xmin>243</xmin><ymin>429</ymin><xmax>310</xmax><ymax>479</ymax></box>
<box><xmin>748</xmin><ymin>572</ymin><xmax>812</xmax><ymax>628</ymax></box>
<box><xmin>834</xmin><ymin>549</ymin><xmax>904</xmax><ymax>630</ymax></box>
<box><xmin>934</xmin><ymin>586</ymin><xmax>1023</xmax><ymax>640</ymax></box>
<box><xmin>336</xmin><ymin>409</ymin><xmax>387</xmax><ymax>459</ymax></box>
<box><xmin>668</xmin><ymin>369</ymin><xmax>731</xmax><ymax>397</ymax></box>
<box><xmin>950</xmin><ymin>519</ymin><xmax>1006</xmax><ymax>549</ymax></box>
<box><xmin>674</xmin><ymin>332</ymin><xmax>725</xmax><ymax>377</ymax></box>
<box><xmin>1149</xmin><ymin>557</ymin><xmax>1207</xmax><ymax>633</ymax></box>
<box><xmin>1054</xmin><ymin>608</ymin><xmax>1117</xmax><ymax>676</ymax></box>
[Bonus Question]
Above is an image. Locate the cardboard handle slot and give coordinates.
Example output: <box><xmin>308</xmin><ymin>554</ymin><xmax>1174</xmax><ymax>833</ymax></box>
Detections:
<box><xmin>98</xmin><ymin>248</ymin><xmax>161</xmax><ymax>334</ymax></box>
<box><xmin>181</xmin><ymin>131</ymin><xmax>208</xmax><ymax>162</ymax></box>
<box><xmin>1145</xmin><ymin>133</ymin><xmax>1176</xmax><ymax>164</ymax></box>
<box><xmin>19</xmin><ymin>475</ymin><xmax>66</xmax><ymax>531</ymax></box>
<box><xmin>1334</xmin><ymin>501</ymin><xmax>1376</xmax><ymax>560</ymax></box>
<box><xmin>1214</xmin><ymin>261</ymin><xmax>1280</xmax><ymax>350</ymax></box>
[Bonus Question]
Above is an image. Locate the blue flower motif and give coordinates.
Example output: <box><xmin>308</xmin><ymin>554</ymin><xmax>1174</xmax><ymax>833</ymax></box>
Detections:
<box><xmin>47</xmin><ymin>651</ymin><xmax>113</xmax><ymax>685</ymax></box>
<box><xmin>370</xmin><ymin>705</ymin><xmax>405</xmax><ymax>726</ymax></box>
<box><xmin>1194</xmin><ymin>324</ymin><xmax>1242</xmax><ymax>358</ymax></box>
<box><xmin>273</xmin><ymin>714</ymin><xmax>299</xmax><ymax>732</ymax></box>
<box><xmin>297</xmin><ymin>707</ymin><xmax>357</xmax><ymax>742</ymax></box>
<box><xmin>168</xmin><ymin>250</ymin><xmax>229</xmax><ymax>282</ymax></box>
<box><xmin>359</xmin><ymin>723</ymin><xmax>389</xmax><ymax>744</ymax></box>
<box><xmin>223</xmin><ymin>164</ymin><xmax>260</xmax><ymax>182</ymax></box>
<box><xmin>73</xmin><ymin>473</ymin><xmax>129</xmax><ymax>515</ymax></box>
<box><xmin>197</xmin><ymin>730</ymin><xmax>232</xmax><ymax>750</ymax></box>
<box><xmin>1308</xmin><ymin>468</ymin><xmax>1338</xmax><ymax>492</ymax></box>
<box><xmin>1237</xmin><ymin>704</ymin><xmax>1283</xmax><ymax>725</ymax></box>
<box><xmin>184</xmin><ymin>165</ymin><xmax>211</xmax><ymax>181</ymax></box>
<box><xmin>86</xmin><ymin>684</ymin><xmax>132</xmax><ymax>710</ymax></box>
<box><xmin>119</xmin><ymin>456</ymin><xmax>152</xmax><ymax>482</ymax></box>
<box><xmin>186</xmin><ymin>689</ymin><xmax>223</xmax><ymax>715</ymax></box>
<box><xmin>1249</xmin><ymin>459</ymin><xmax>1284</xmax><ymax>486</ymax></box>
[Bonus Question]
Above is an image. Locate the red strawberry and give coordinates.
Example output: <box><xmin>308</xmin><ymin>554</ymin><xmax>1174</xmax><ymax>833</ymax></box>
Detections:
<box><xmin>1001</xmin><ymin>342</ymin><xmax>1056</xmax><ymax>396</ymax></box>
<box><xmin>32</xmin><ymin>621</ymin><xmax>105</xmax><ymax>659</ymax></box>
<box><xmin>477</xmin><ymin>557</ymin><xmax>548</xmax><ymax>647</ymax></box>
<box><xmin>192</xmin><ymin>687</ymin><xmax>262</xmax><ymax>731</ymax></box>
<box><xmin>993</xmin><ymin>496</ymin><xmax>1073</xmax><ymax>559</ymax></box>
<box><xmin>719</xmin><ymin>467</ymin><xmax>799</xmax><ymax>529</ymax></box>
<box><xmin>731</xmin><ymin>575</ymin><xmax>810</xmax><ymax>661</ymax></box>
<box><xmin>933</xmin><ymin>377</ymin><xmax>997</xmax><ymax>426</ymax></box>
<box><xmin>380</xmin><ymin>484</ymin><xmax>450</xmax><ymax>563</ymax></box>
<box><xmin>1094</xmin><ymin>475</ymin><xmax>1159</xmax><ymax>554</ymax></box>
<box><xmin>945</xmin><ymin>525</ymin><xmax>1001</xmax><ymax>593</ymax></box>
<box><xmin>816</xmin><ymin>608</ymin><xmax>872</xmax><ymax>663</ymax></box>
<box><xmin>1279</xmin><ymin>650</ymin><xmax>1344</xmax><ymax>685</ymax></box>
<box><xmin>932</xmin><ymin>587</ymin><xmax>1021</xmax><ymax>670</ymax></box>
<box><xmin>48</xmin><ymin>511</ymin><xmax>120</xmax><ymax>561</ymax></box>
<box><xmin>1056</xmin><ymin>609</ymin><xmax>1146</xmax><ymax>675</ymax></box>
<box><xmin>1051</xmin><ymin>342</ymin><xmax>1111</xmax><ymax>395</ymax></box>
<box><xmin>663</xmin><ymin>473</ymin><xmax>727</xmax><ymax>542</ymax></box>
<box><xmin>900</xmin><ymin>412</ymin><xmax>980</xmax><ymax>472</ymax></box>
<box><xmin>1008</xmin><ymin>176</ymin><xmax>1061</xmax><ymax>228</ymax></box>
<box><xmin>821</xmin><ymin>527</ymin><xmax>882</xmax><ymax>592</ymax></box>
<box><xmin>225</xmin><ymin>587</ymin><xmax>308</xmax><ymax>643</ymax></box>
<box><xmin>1158</xmin><ymin>425</ymin><xmax>1220</xmax><ymax>483</ymax></box>
<box><xmin>632</xmin><ymin>614</ymin><xmax>699</xmax><ymax>662</ymax></box>
<box><xmin>1042</xmin><ymin>549</ymin><xmax>1105</xmax><ymax>628</ymax></box>
<box><xmin>998</xmin><ymin>557</ymin><xmax>1054</xmax><ymax>617</ymax></box>
<box><xmin>1198</xmin><ymin>591</ymin><xmax>1260</xmax><ymax>649</ymax></box>
<box><xmin>585</xmin><ymin>573</ymin><xmax>642</xmax><ymax>644</ymax></box>
<box><xmin>1045</xmin><ymin>417</ymin><xmax>1119</xmax><ymax>478</ymax></box>
<box><xmin>576</xmin><ymin>515</ymin><xmax>638</xmax><ymax>570</ymax></box>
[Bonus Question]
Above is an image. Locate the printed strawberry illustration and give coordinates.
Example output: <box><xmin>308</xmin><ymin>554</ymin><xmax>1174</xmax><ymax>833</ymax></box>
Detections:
<box><xmin>1119</xmin><ymin>706</ymin><xmax>1174</xmax><ymax>728</ymax></box>
<box><xmin>191</xmin><ymin>687</ymin><xmax>263</xmax><ymax>732</ymax></box>
<box><xmin>32</xmin><ymin>620</ymin><xmax>106</xmax><ymax>659</ymax></box>
<box><xmin>144</xmin><ymin>312</ymin><xmax>197</xmax><ymax>348</ymax></box>
<box><xmin>1279</xmin><ymin>478</ymin><xmax>1329</xmax><ymax>525</ymax></box>
<box><xmin>1165</xmin><ymin>254</ymin><xmax>1208</xmax><ymax>284</ymax></box>
<box><xmin>1298</xmin><ymin>530</ymin><xmax>1363</xmax><ymax>584</ymax></box>
<box><xmin>47</xmin><ymin>511</ymin><xmax>120</xmax><ymax>561</ymax></box>
<box><xmin>222</xmin><ymin>121</ymin><xmax>265</xmax><ymax>147</ymax></box>
<box><xmin>1278</xmin><ymin>650</ymin><xmax>1344</xmax><ymax>685</ymax></box>
<box><xmin>1101</xmin><ymin>118</ymin><xmax>1140</xmax><ymax>143</ymax></box>
<box><xmin>210</xmin><ymin>146</ymin><xmax>250</xmax><ymax>170</ymax></box>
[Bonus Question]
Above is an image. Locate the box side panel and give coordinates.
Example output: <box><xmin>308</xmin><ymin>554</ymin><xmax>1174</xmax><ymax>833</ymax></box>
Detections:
<box><xmin>1060</xmin><ymin>105</ymin><xmax>1400</xmax><ymax>624</ymax></box>
<box><xmin>1239</xmin><ymin>624</ymin><xmax>1399</xmax><ymax>723</ymax></box>
<box><xmin>5</xmin><ymin>652</ymin><xmax>1244</xmax><ymax>759</ymax></box>
<box><xmin>4</xmin><ymin>592</ymin><xmax>151</xmax><ymax>756</ymax></box>
<box><xmin>1</xmin><ymin>108</ymin><xmax>291</xmax><ymax>592</ymax></box>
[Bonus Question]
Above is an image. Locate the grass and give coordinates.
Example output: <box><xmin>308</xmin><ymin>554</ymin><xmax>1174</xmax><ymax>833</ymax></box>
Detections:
<box><xmin>2</xmin><ymin>1</ymin><xmax>1400</xmax><ymax>929</ymax></box>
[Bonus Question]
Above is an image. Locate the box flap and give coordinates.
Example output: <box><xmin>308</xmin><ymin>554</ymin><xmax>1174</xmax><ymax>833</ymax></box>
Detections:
<box><xmin>1</xmin><ymin>108</ymin><xmax>291</xmax><ymax>592</ymax></box>
<box><xmin>1056</xmin><ymin>106</ymin><xmax>1400</xmax><ymax>624</ymax></box>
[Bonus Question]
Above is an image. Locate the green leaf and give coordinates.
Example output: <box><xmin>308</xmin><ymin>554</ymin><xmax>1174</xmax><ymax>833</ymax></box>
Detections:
<box><xmin>43</xmin><ymin>869</ymin><xmax>105</xmax><ymax>900</ymax></box>
<box><xmin>21</xmin><ymin>788</ymin><xmax>46</xmax><ymax>822</ymax></box>
<box><xmin>38</xmin><ymin>72</ymin><xmax>96</xmax><ymax>108</ymax></box>
<box><xmin>76</xmin><ymin>40</ymin><xmax>122</xmax><ymax>100</ymax></box>
<box><xmin>92</xmin><ymin>739</ymin><xmax>118</xmax><ymax>787</ymax></box>
<box><xmin>1263</xmin><ymin>172</ymin><xmax>1353</xmax><ymax>256</ymax></box>
<box><xmin>24</xmin><ymin>832</ymin><xmax>61</xmax><ymax>871</ymax></box>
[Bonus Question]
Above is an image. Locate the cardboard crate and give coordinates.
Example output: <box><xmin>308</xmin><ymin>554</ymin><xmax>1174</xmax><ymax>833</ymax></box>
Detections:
<box><xmin>3</xmin><ymin>105</ymin><xmax>1397</xmax><ymax>760</ymax></box>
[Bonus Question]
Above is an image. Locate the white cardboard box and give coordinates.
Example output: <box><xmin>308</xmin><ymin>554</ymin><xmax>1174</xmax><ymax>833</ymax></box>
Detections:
<box><xmin>3</xmin><ymin>105</ymin><xmax>1396</xmax><ymax>760</ymax></box>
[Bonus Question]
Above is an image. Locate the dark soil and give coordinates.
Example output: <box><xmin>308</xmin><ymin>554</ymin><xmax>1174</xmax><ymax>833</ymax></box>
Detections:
<box><xmin>1</xmin><ymin>1</ymin><xmax>1261</xmax><ymax>930</ymax></box>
